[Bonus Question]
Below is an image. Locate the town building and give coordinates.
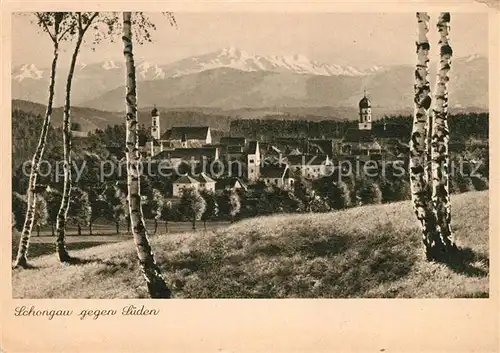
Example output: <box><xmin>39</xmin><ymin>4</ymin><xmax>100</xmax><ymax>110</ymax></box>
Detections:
<box><xmin>246</xmin><ymin>140</ymin><xmax>261</xmax><ymax>182</ymax></box>
<box><xmin>172</xmin><ymin>173</ymin><xmax>216</xmax><ymax>197</ymax></box>
<box><xmin>160</xmin><ymin>126</ymin><xmax>212</xmax><ymax>149</ymax></box>
<box><xmin>341</xmin><ymin>129</ymin><xmax>382</xmax><ymax>156</ymax></box>
<box><xmin>220</xmin><ymin>136</ymin><xmax>247</xmax><ymax>147</ymax></box>
<box><xmin>172</xmin><ymin>175</ymin><xmax>200</xmax><ymax>197</ymax></box>
<box><xmin>307</xmin><ymin>139</ymin><xmax>335</xmax><ymax>157</ymax></box>
<box><xmin>153</xmin><ymin>147</ymin><xmax>219</xmax><ymax>168</ymax></box>
<box><xmin>215</xmin><ymin>177</ymin><xmax>247</xmax><ymax>192</ymax></box>
<box><xmin>286</xmin><ymin>154</ymin><xmax>332</xmax><ymax>180</ymax></box>
<box><xmin>148</xmin><ymin>107</ymin><xmax>213</xmax><ymax>155</ymax></box>
<box><xmin>149</xmin><ymin>107</ymin><xmax>163</xmax><ymax>156</ymax></box>
<box><xmin>358</xmin><ymin>89</ymin><xmax>372</xmax><ymax>130</ymax></box>
<box><xmin>260</xmin><ymin>165</ymin><xmax>294</xmax><ymax>188</ymax></box>
<box><xmin>196</xmin><ymin>173</ymin><xmax>217</xmax><ymax>192</ymax></box>
<box><xmin>340</xmin><ymin>93</ymin><xmax>382</xmax><ymax>157</ymax></box>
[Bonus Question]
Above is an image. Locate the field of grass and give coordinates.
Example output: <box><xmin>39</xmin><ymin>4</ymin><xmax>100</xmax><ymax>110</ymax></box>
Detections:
<box><xmin>11</xmin><ymin>221</ymin><xmax>230</xmax><ymax>261</ymax></box>
<box><xmin>12</xmin><ymin>191</ymin><xmax>489</xmax><ymax>298</ymax></box>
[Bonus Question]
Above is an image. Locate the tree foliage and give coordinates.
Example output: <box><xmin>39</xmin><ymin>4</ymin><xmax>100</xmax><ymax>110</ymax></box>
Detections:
<box><xmin>67</xmin><ymin>187</ymin><xmax>91</xmax><ymax>230</ymax></box>
<box><xmin>200</xmin><ymin>189</ymin><xmax>219</xmax><ymax>225</ymax></box>
<box><xmin>179</xmin><ymin>188</ymin><xmax>206</xmax><ymax>229</ymax></box>
<box><xmin>356</xmin><ymin>181</ymin><xmax>383</xmax><ymax>205</ymax></box>
<box><xmin>229</xmin><ymin>113</ymin><xmax>488</xmax><ymax>141</ymax></box>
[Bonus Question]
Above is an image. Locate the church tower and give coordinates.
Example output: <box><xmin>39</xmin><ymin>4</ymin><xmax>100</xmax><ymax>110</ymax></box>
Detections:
<box><xmin>358</xmin><ymin>90</ymin><xmax>372</xmax><ymax>130</ymax></box>
<box><xmin>151</xmin><ymin>105</ymin><xmax>160</xmax><ymax>140</ymax></box>
<box><xmin>181</xmin><ymin>132</ymin><xmax>187</xmax><ymax>148</ymax></box>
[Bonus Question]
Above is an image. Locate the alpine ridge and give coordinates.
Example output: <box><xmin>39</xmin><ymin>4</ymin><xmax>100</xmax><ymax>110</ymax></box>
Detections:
<box><xmin>11</xmin><ymin>48</ymin><xmax>488</xmax><ymax>110</ymax></box>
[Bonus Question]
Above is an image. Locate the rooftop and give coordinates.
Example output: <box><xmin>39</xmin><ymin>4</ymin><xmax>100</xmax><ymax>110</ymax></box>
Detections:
<box><xmin>246</xmin><ymin>140</ymin><xmax>259</xmax><ymax>155</ymax></box>
<box><xmin>173</xmin><ymin>175</ymin><xmax>200</xmax><ymax>185</ymax></box>
<box><xmin>286</xmin><ymin>154</ymin><xmax>329</xmax><ymax>166</ymax></box>
<box><xmin>173</xmin><ymin>173</ymin><xmax>216</xmax><ymax>185</ymax></box>
<box><xmin>160</xmin><ymin>126</ymin><xmax>210</xmax><ymax>141</ymax></box>
<box><xmin>260</xmin><ymin>165</ymin><xmax>289</xmax><ymax>179</ymax></box>
<box><xmin>197</xmin><ymin>173</ymin><xmax>216</xmax><ymax>183</ymax></box>
<box><xmin>220</xmin><ymin>136</ymin><xmax>247</xmax><ymax>146</ymax></box>
<box><xmin>215</xmin><ymin>177</ymin><xmax>246</xmax><ymax>190</ymax></box>
<box><xmin>343</xmin><ymin>128</ymin><xmax>377</xmax><ymax>143</ymax></box>
<box><xmin>359</xmin><ymin>96</ymin><xmax>371</xmax><ymax>108</ymax></box>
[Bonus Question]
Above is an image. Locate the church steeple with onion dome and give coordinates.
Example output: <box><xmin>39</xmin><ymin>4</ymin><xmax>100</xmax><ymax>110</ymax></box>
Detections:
<box><xmin>151</xmin><ymin>105</ymin><xmax>160</xmax><ymax>140</ymax></box>
<box><xmin>358</xmin><ymin>89</ymin><xmax>372</xmax><ymax>130</ymax></box>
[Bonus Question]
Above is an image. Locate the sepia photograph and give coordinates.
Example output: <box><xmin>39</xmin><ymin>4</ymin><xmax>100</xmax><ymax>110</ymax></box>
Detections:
<box><xmin>9</xmin><ymin>9</ymin><xmax>490</xmax><ymax>301</ymax></box>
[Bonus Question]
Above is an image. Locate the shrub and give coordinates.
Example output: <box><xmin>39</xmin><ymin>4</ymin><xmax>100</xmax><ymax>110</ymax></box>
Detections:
<box><xmin>356</xmin><ymin>181</ymin><xmax>382</xmax><ymax>205</ymax></box>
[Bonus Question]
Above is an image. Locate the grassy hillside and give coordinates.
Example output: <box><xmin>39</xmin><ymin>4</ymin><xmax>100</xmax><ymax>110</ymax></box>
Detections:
<box><xmin>12</xmin><ymin>191</ymin><xmax>489</xmax><ymax>299</ymax></box>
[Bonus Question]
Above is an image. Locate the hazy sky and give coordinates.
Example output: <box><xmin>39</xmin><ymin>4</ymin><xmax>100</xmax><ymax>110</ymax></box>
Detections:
<box><xmin>12</xmin><ymin>12</ymin><xmax>489</xmax><ymax>69</ymax></box>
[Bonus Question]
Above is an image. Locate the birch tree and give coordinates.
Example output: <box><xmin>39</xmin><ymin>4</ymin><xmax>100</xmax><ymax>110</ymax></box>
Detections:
<box><xmin>409</xmin><ymin>12</ymin><xmax>442</xmax><ymax>260</ymax></box>
<box><xmin>122</xmin><ymin>12</ymin><xmax>172</xmax><ymax>298</ymax></box>
<box><xmin>14</xmin><ymin>13</ymin><xmax>74</xmax><ymax>268</ymax></box>
<box><xmin>56</xmin><ymin>12</ymin><xmax>100</xmax><ymax>262</ymax></box>
<box><xmin>410</xmin><ymin>12</ymin><xmax>457</xmax><ymax>260</ymax></box>
<box><xmin>430</xmin><ymin>12</ymin><xmax>457</xmax><ymax>256</ymax></box>
<box><xmin>55</xmin><ymin>12</ymin><xmax>173</xmax><ymax>260</ymax></box>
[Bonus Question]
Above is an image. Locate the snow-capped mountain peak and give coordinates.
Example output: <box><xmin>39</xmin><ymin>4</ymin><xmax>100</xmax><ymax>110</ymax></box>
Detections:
<box><xmin>165</xmin><ymin>47</ymin><xmax>382</xmax><ymax>78</ymax></box>
<box><xmin>137</xmin><ymin>61</ymin><xmax>166</xmax><ymax>79</ymax></box>
<box><xmin>465</xmin><ymin>53</ymin><xmax>481</xmax><ymax>63</ymax></box>
<box><xmin>102</xmin><ymin>60</ymin><xmax>120</xmax><ymax>70</ymax></box>
<box><xmin>219</xmin><ymin>46</ymin><xmax>244</xmax><ymax>57</ymax></box>
<box><xmin>365</xmin><ymin>65</ymin><xmax>384</xmax><ymax>74</ymax></box>
<box><xmin>13</xmin><ymin>64</ymin><xmax>44</xmax><ymax>82</ymax></box>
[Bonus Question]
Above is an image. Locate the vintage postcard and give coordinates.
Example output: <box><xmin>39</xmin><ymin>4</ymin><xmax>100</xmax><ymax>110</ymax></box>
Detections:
<box><xmin>1</xmin><ymin>0</ymin><xmax>499</xmax><ymax>352</ymax></box>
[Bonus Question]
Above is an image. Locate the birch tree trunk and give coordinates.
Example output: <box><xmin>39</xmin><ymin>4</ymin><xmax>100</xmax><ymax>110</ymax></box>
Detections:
<box><xmin>55</xmin><ymin>33</ymin><xmax>84</xmax><ymax>262</ymax></box>
<box><xmin>122</xmin><ymin>12</ymin><xmax>171</xmax><ymax>298</ymax></box>
<box><xmin>409</xmin><ymin>12</ymin><xmax>442</xmax><ymax>260</ymax></box>
<box><xmin>55</xmin><ymin>13</ymin><xmax>98</xmax><ymax>261</ymax></box>
<box><xmin>430</xmin><ymin>12</ymin><xmax>456</xmax><ymax>256</ymax></box>
<box><xmin>14</xmin><ymin>14</ymin><xmax>62</xmax><ymax>268</ymax></box>
<box><xmin>426</xmin><ymin>109</ymin><xmax>433</xmax><ymax>182</ymax></box>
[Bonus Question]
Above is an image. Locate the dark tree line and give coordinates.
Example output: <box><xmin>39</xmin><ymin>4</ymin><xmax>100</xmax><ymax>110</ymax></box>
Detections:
<box><xmin>229</xmin><ymin>113</ymin><xmax>488</xmax><ymax>141</ymax></box>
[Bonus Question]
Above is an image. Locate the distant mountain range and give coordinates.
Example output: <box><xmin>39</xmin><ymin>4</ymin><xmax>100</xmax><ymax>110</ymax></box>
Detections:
<box><xmin>12</xmin><ymin>47</ymin><xmax>488</xmax><ymax>112</ymax></box>
<box><xmin>164</xmin><ymin>47</ymin><xmax>384</xmax><ymax>77</ymax></box>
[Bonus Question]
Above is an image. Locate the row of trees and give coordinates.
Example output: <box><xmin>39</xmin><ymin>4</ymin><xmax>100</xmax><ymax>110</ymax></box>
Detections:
<box><xmin>229</xmin><ymin>113</ymin><xmax>488</xmax><ymax>141</ymax></box>
<box><xmin>14</xmin><ymin>163</ymin><xmax>487</xmax><ymax>238</ymax></box>
<box><xmin>11</xmin><ymin>185</ymin><xmax>241</xmax><ymax>235</ymax></box>
<box><xmin>14</xmin><ymin>12</ymin><xmax>175</xmax><ymax>298</ymax></box>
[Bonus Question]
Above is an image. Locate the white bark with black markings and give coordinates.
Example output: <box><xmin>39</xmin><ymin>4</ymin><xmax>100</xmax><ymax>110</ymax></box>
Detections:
<box><xmin>15</xmin><ymin>14</ymin><xmax>63</xmax><ymax>268</ymax></box>
<box><xmin>56</xmin><ymin>12</ymin><xmax>99</xmax><ymax>262</ymax></box>
<box><xmin>430</xmin><ymin>12</ymin><xmax>456</xmax><ymax>251</ymax></box>
<box><xmin>409</xmin><ymin>12</ymin><xmax>442</xmax><ymax>259</ymax></box>
<box><xmin>122</xmin><ymin>12</ymin><xmax>171</xmax><ymax>298</ymax></box>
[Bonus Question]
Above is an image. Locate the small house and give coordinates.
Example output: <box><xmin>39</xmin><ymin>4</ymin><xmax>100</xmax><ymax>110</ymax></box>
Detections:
<box><xmin>260</xmin><ymin>165</ymin><xmax>294</xmax><ymax>188</ymax></box>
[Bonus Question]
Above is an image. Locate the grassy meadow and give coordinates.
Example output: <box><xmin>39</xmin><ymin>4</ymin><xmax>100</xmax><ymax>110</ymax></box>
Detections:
<box><xmin>12</xmin><ymin>191</ymin><xmax>489</xmax><ymax>299</ymax></box>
